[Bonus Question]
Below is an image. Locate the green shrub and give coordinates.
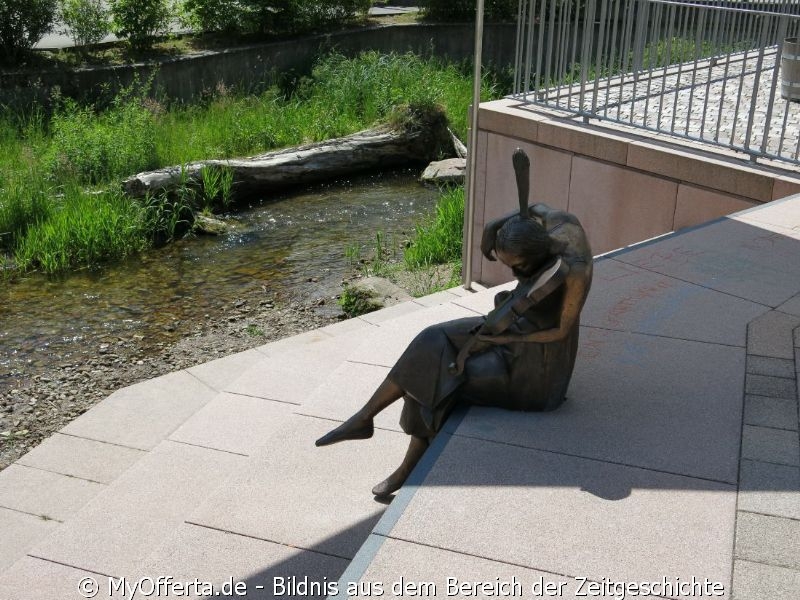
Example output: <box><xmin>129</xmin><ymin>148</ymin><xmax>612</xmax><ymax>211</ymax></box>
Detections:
<box><xmin>338</xmin><ymin>285</ymin><xmax>382</xmax><ymax>317</ymax></box>
<box><xmin>0</xmin><ymin>0</ymin><xmax>57</xmax><ymax>60</ymax></box>
<box><xmin>421</xmin><ymin>0</ymin><xmax>517</xmax><ymax>22</ymax></box>
<box><xmin>182</xmin><ymin>0</ymin><xmax>370</xmax><ymax>35</ymax></box>
<box><xmin>404</xmin><ymin>186</ymin><xmax>464</xmax><ymax>269</ymax></box>
<box><xmin>110</xmin><ymin>0</ymin><xmax>173</xmax><ymax>50</ymax></box>
<box><xmin>180</xmin><ymin>0</ymin><xmax>244</xmax><ymax>33</ymax></box>
<box><xmin>45</xmin><ymin>88</ymin><xmax>158</xmax><ymax>184</ymax></box>
<box><xmin>59</xmin><ymin>0</ymin><xmax>110</xmax><ymax>47</ymax></box>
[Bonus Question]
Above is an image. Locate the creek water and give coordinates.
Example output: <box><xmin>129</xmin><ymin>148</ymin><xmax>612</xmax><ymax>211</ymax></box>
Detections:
<box><xmin>0</xmin><ymin>170</ymin><xmax>441</xmax><ymax>391</ymax></box>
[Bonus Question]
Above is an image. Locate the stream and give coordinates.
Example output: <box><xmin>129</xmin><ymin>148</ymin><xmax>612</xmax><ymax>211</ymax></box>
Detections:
<box><xmin>0</xmin><ymin>170</ymin><xmax>441</xmax><ymax>394</ymax></box>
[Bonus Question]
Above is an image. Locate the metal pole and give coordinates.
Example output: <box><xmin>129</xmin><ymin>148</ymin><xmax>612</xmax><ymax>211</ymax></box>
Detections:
<box><xmin>464</xmin><ymin>0</ymin><xmax>486</xmax><ymax>290</ymax></box>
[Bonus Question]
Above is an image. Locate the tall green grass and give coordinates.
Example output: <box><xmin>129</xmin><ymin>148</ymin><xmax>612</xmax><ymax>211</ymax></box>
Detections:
<box><xmin>0</xmin><ymin>51</ymin><xmax>504</xmax><ymax>274</ymax></box>
<box><xmin>44</xmin><ymin>93</ymin><xmax>158</xmax><ymax>184</ymax></box>
<box><xmin>153</xmin><ymin>51</ymin><xmax>498</xmax><ymax>165</ymax></box>
<box><xmin>0</xmin><ymin>175</ymin><xmax>53</xmax><ymax>253</ymax></box>
<box><xmin>14</xmin><ymin>187</ymin><xmax>149</xmax><ymax>273</ymax></box>
<box><xmin>404</xmin><ymin>185</ymin><xmax>464</xmax><ymax>269</ymax></box>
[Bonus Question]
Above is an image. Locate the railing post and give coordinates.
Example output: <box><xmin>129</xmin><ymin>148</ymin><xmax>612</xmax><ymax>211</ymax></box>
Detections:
<box><xmin>760</xmin><ymin>15</ymin><xmax>789</xmax><ymax>157</ymax></box>
<box><xmin>464</xmin><ymin>0</ymin><xmax>486</xmax><ymax>291</ymax></box>
<box><xmin>509</xmin><ymin>0</ymin><xmax>800</xmax><ymax>166</ymax></box>
<box><xmin>632</xmin><ymin>0</ymin><xmax>650</xmax><ymax>72</ymax></box>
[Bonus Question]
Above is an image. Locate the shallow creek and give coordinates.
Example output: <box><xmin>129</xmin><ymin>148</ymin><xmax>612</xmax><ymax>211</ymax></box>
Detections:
<box><xmin>0</xmin><ymin>170</ymin><xmax>440</xmax><ymax>392</ymax></box>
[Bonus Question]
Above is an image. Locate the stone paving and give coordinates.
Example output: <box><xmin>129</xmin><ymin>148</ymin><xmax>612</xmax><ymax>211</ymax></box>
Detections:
<box><xmin>336</xmin><ymin>197</ymin><xmax>800</xmax><ymax>599</ymax></box>
<box><xmin>535</xmin><ymin>48</ymin><xmax>800</xmax><ymax>163</ymax></box>
<box><xmin>1</xmin><ymin>196</ymin><xmax>799</xmax><ymax>599</ymax></box>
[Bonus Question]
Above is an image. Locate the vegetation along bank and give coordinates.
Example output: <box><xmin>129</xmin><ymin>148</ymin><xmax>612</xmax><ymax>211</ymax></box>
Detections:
<box><xmin>0</xmin><ymin>50</ymin><xmax>504</xmax><ymax>275</ymax></box>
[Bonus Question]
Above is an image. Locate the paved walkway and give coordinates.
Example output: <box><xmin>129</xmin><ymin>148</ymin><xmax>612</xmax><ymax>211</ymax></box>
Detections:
<box><xmin>1</xmin><ymin>196</ymin><xmax>799</xmax><ymax>599</ymax></box>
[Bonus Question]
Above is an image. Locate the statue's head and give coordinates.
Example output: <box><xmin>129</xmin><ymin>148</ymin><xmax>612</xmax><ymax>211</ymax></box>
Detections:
<box><xmin>494</xmin><ymin>215</ymin><xmax>552</xmax><ymax>279</ymax></box>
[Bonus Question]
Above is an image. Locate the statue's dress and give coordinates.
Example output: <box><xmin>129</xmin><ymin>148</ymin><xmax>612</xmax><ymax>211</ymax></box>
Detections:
<box><xmin>388</xmin><ymin>263</ymin><xmax>582</xmax><ymax>438</ymax></box>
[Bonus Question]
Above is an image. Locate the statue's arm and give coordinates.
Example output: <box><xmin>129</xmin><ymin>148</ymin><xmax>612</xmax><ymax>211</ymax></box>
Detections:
<box><xmin>528</xmin><ymin>203</ymin><xmax>579</xmax><ymax>228</ymax></box>
<box><xmin>480</xmin><ymin>213</ymin><xmax>514</xmax><ymax>260</ymax></box>
<box><xmin>479</xmin><ymin>264</ymin><xmax>589</xmax><ymax>345</ymax></box>
<box><xmin>528</xmin><ymin>203</ymin><xmax>552</xmax><ymax>220</ymax></box>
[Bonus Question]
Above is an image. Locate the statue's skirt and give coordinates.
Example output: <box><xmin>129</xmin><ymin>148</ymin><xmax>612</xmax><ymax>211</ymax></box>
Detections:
<box><xmin>388</xmin><ymin>316</ymin><xmax>579</xmax><ymax>438</ymax></box>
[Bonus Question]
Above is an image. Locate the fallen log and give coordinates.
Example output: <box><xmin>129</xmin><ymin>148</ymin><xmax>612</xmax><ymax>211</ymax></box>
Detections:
<box><xmin>123</xmin><ymin>104</ymin><xmax>453</xmax><ymax>199</ymax></box>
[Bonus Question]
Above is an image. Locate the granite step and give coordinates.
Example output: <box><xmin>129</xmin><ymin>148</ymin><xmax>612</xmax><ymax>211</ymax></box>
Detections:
<box><xmin>0</xmin><ymin>284</ymin><xmax>491</xmax><ymax>597</ymax></box>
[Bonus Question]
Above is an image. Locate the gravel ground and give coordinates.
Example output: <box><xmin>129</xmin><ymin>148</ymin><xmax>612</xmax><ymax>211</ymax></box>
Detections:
<box><xmin>0</xmin><ymin>288</ymin><xmax>341</xmax><ymax>471</ymax></box>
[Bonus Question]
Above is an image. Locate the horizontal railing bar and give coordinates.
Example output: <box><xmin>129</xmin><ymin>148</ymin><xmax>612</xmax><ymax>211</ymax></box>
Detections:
<box><xmin>648</xmin><ymin>0</ymin><xmax>800</xmax><ymax>20</ymax></box>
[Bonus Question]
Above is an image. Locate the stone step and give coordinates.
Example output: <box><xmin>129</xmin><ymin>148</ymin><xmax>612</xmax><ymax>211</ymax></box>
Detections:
<box><xmin>331</xmin><ymin>204</ymin><xmax>800</xmax><ymax>600</ymax></box>
<box><xmin>0</xmin><ymin>284</ymin><xmax>494</xmax><ymax>593</ymax></box>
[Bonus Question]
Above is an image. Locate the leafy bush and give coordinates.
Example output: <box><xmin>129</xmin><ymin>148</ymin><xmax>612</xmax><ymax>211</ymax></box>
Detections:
<box><xmin>110</xmin><ymin>0</ymin><xmax>173</xmax><ymax>50</ymax></box>
<box><xmin>182</xmin><ymin>0</ymin><xmax>370</xmax><ymax>35</ymax></box>
<box><xmin>421</xmin><ymin>0</ymin><xmax>517</xmax><ymax>22</ymax></box>
<box><xmin>59</xmin><ymin>0</ymin><xmax>111</xmax><ymax>47</ymax></box>
<box><xmin>0</xmin><ymin>0</ymin><xmax>57</xmax><ymax>60</ymax></box>
<box><xmin>180</xmin><ymin>0</ymin><xmax>243</xmax><ymax>33</ymax></box>
<box><xmin>45</xmin><ymin>87</ymin><xmax>158</xmax><ymax>184</ymax></box>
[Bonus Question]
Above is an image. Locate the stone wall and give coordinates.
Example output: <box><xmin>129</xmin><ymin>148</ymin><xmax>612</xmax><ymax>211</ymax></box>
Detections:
<box><xmin>0</xmin><ymin>23</ymin><xmax>517</xmax><ymax>109</ymax></box>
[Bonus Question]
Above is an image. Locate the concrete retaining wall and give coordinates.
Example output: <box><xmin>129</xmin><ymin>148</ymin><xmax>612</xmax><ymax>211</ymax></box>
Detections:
<box><xmin>0</xmin><ymin>23</ymin><xmax>517</xmax><ymax>109</ymax></box>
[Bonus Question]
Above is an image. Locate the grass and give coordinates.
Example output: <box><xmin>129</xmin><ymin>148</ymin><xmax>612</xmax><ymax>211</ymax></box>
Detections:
<box><xmin>0</xmin><ymin>175</ymin><xmax>53</xmax><ymax>252</ymax></box>
<box><xmin>245</xmin><ymin>324</ymin><xmax>265</xmax><ymax>337</ymax></box>
<box><xmin>153</xmin><ymin>50</ymin><xmax>495</xmax><ymax>163</ymax></box>
<box><xmin>404</xmin><ymin>185</ymin><xmax>464</xmax><ymax>269</ymax></box>
<box><xmin>14</xmin><ymin>187</ymin><xmax>149</xmax><ymax>272</ymax></box>
<box><xmin>0</xmin><ymin>51</ymin><xmax>504</xmax><ymax>275</ymax></box>
<box><xmin>338</xmin><ymin>285</ymin><xmax>383</xmax><ymax>317</ymax></box>
<box><xmin>346</xmin><ymin>185</ymin><xmax>465</xmax><ymax>299</ymax></box>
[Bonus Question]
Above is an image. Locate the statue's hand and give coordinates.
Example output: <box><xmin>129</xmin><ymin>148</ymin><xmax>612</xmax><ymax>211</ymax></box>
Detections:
<box><xmin>480</xmin><ymin>225</ymin><xmax>498</xmax><ymax>261</ymax></box>
<box><xmin>477</xmin><ymin>333</ymin><xmax>513</xmax><ymax>345</ymax></box>
<box><xmin>481</xmin><ymin>214</ymin><xmax>514</xmax><ymax>261</ymax></box>
<box><xmin>493</xmin><ymin>290</ymin><xmax>512</xmax><ymax>308</ymax></box>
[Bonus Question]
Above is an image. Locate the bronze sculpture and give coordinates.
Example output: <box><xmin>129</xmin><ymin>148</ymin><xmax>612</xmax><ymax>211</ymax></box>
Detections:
<box><xmin>316</xmin><ymin>149</ymin><xmax>593</xmax><ymax>497</ymax></box>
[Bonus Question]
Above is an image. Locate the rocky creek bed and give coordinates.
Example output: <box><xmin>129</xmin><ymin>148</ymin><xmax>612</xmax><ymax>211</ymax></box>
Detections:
<box><xmin>0</xmin><ymin>170</ymin><xmax>442</xmax><ymax>470</ymax></box>
<box><xmin>0</xmin><ymin>288</ymin><xmax>337</xmax><ymax>471</ymax></box>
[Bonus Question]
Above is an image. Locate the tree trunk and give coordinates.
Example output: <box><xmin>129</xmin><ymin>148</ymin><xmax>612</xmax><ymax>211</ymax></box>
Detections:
<box><xmin>123</xmin><ymin>106</ymin><xmax>452</xmax><ymax>199</ymax></box>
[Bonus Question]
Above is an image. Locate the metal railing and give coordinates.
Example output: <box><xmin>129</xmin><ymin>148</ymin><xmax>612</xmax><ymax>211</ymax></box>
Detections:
<box><xmin>512</xmin><ymin>0</ymin><xmax>800</xmax><ymax>164</ymax></box>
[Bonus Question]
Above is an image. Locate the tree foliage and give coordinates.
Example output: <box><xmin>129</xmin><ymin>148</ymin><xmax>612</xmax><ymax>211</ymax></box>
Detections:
<box><xmin>182</xmin><ymin>0</ymin><xmax>371</xmax><ymax>36</ymax></box>
<box><xmin>0</xmin><ymin>0</ymin><xmax>57</xmax><ymax>60</ymax></box>
<box><xmin>420</xmin><ymin>0</ymin><xmax>518</xmax><ymax>22</ymax></box>
<box><xmin>110</xmin><ymin>0</ymin><xmax>173</xmax><ymax>50</ymax></box>
<box><xmin>59</xmin><ymin>0</ymin><xmax>111</xmax><ymax>47</ymax></box>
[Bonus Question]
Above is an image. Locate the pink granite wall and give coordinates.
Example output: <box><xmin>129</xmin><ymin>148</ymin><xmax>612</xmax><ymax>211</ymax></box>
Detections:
<box><xmin>469</xmin><ymin>99</ymin><xmax>800</xmax><ymax>286</ymax></box>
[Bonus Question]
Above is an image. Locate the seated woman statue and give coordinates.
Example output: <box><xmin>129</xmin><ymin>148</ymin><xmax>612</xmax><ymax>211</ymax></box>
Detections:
<box><xmin>316</xmin><ymin>165</ymin><xmax>593</xmax><ymax>497</ymax></box>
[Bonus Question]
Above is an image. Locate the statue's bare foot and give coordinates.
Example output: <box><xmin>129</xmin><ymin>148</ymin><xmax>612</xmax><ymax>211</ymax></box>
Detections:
<box><xmin>315</xmin><ymin>416</ymin><xmax>374</xmax><ymax>447</ymax></box>
<box><xmin>371</xmin><ymin>467</ymin><xmax>410</xmax><ymax>497</ymax></box>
